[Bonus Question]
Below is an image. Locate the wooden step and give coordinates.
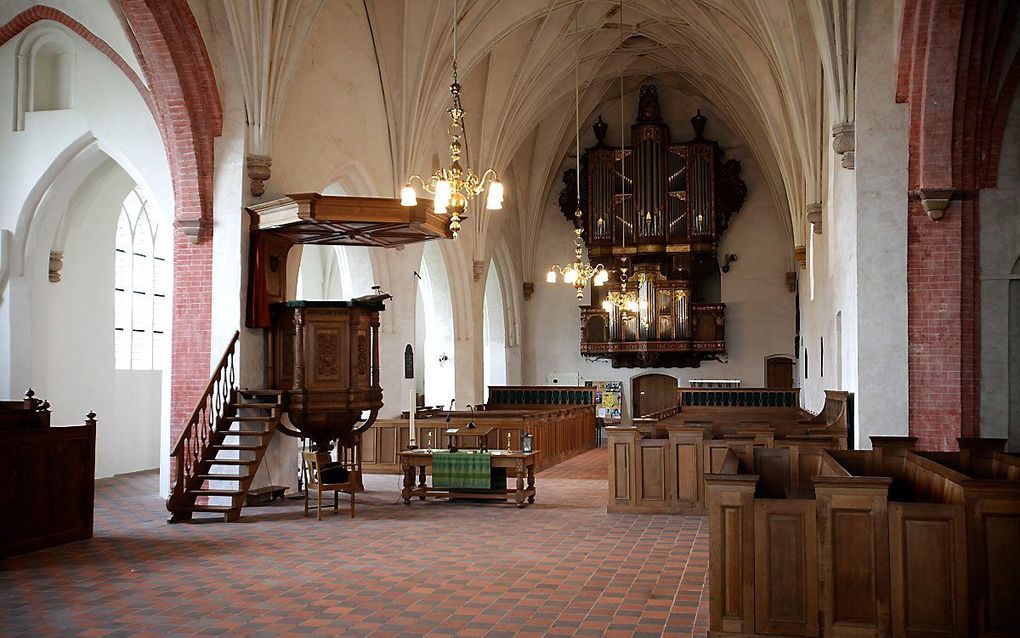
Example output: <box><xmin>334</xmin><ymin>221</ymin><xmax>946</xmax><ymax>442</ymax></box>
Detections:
<box><xmin>211</xmin><ymin>444</ymin><xmax>262</xmax><ymax>452</ymax></box>
<box><xmin>206</xmin><ymin>457</ymin><xmax>259</xmax><ymax>467</ymax></box>
<box><xmin>219</xmin><ymin>427</ymin><xmax>273</xmax><ymax>436</ymax></box>
<box><xmin>240</xmin><ymin>389</ymin><xmax>284</xmax><ymax>398</ymax></box>
<box><xmin>229</xmin><ymin>402</ymin><xmax>279</xmax><ymax>410</ymax></box>
<box><xmin>222</xmin><ymin>415</ymin><xmax>277</xmax><ymax>422</ymax></box>
<box><xmin>189</xmin><ymin>488</ymin><xmax>245</xmax><ymax>497</ymax></box>
<box><xmin>195</xmin><ymin>474</ymin><xmax>246</xmax><ymax>481</ymax></box>
<box><xmin>183</xmin><ymin>504</ymin><xmax>236</xmax><ymax>514</ymax></box>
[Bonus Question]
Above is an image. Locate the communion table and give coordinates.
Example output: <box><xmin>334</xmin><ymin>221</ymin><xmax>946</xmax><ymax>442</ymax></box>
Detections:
<box><xmin>399</xmin><ymin>450</ymin><xmax>537</xmax><ymax>508</ymax></box>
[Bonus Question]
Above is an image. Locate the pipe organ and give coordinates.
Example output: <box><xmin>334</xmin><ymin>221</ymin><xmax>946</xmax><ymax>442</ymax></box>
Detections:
<box><xmin>563</xmin><ymin>85</ymin><xmax>746</xmax><ymax>368</ymax></box>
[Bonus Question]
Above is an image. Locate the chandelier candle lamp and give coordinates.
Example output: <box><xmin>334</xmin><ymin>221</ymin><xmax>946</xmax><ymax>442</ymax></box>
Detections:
<box><xmin>400</xmin><ymin>0</ymin><xmax>503</xmax><ymax>239</ymax></box>
<box><xmin>546</xmin><ymin>0</ymin><xmax>609</xmax><ymax>300</ymax></box>
<box><xmin>601</xmin><ymin>258</ymin><xmax>645</xmax><ymax>315</ymax></box>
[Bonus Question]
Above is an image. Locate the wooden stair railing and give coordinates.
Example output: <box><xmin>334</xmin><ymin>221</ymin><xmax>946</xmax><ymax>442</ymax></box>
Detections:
<box><xmin>166</xmin><ymin>331</ymin><xmax>284</xmax><ymax>523</ymax></box>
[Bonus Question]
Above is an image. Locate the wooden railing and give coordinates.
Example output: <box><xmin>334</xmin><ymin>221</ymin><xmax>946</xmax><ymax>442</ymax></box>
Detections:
<box><xmin>679</xmin><ymin>387</ymin><xmax>799</xmax><ymax>408</ymax></box>
<box><xmin>487</xmin><ymin>386</ymin><xmax>596</xmax><ymax>407</ymax></box>
<box><xmin>166</xmin><ymin>331</ymin><xmax>240</xmax><ymax>514</ymax></box>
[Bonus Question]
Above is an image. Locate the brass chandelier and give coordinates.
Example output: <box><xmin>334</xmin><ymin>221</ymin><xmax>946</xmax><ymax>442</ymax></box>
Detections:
<box><xmin>400</xmin><ymin>0</ymin><xmax>503</xmax><ymax>238</ymax></box>
<box><xmin>601</xmin><ymin>259</ymin><xmax>646</xmax><ymax>314</ymax></box>
<box><xmin>600</xmin><ymin>0</ymin><xmax>641</xmax><ymax>315</ymax></box>
<box><xmin>546</xmin><ymin>1</ymin><xmax>609</xmax><ymax>300</ymax></box>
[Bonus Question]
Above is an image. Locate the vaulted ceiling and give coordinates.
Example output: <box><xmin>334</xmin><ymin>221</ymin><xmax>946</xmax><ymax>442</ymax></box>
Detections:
<box><xmin>216</xmin><ymin>0</ymin><xmax>855</xmax><ymax>279</ymax></box>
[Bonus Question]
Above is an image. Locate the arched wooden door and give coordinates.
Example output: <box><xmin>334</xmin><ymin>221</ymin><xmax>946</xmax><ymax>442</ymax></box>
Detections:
<box><xmin>632</xmin><ymin>374</ymin><xmax>678</xmax><ymax>417</ymax></box>
<box><xmin>765</xmin><ymin>355</ymin><xmax>795</xmax><ymax>389</ymax></box>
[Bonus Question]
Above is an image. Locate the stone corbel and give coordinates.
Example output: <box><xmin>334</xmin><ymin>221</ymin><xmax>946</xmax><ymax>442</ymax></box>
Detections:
<box><xmin>794</xmin><ymin>246</ymin><xmax>807</xmax><ymax>269</ymax></box>
<box><xmin>918</xmin><ymin>188</ymin><xmax>953</xmax><ymax>221</ymax></box>
<box><xmin>177</xmin><ymin>217</ymin><xmax>202</xmax><ymax>242</ymax></box>
<box><xmin>832</xmin><ymin>122</ymin><xmax>855</xmax><ymax>170</ymax></box>
<box><xmin>48</xmin><ymin>251</ymin><xmax>63</xmax><ymax>283</ymax></box>
<box><xmin>246</xmin><ymin>155</ymin><xmax>272</xmax><ymax>197</ymax></box>
<box><xmin>523</xmin><ymin>281</ymin><xmax>535</xmax><ymax>300</ymax></box>
<box><xmin>806</xmin><ymin>202</ymin><xmax>823</xmax><ymax>234</ymax></box>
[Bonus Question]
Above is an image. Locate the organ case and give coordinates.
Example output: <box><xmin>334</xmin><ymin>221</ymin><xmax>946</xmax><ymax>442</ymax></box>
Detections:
<box><xmin>564</xmin><ymin>85</ymin><xmax>745</xmax><ymax>368</ymax></box>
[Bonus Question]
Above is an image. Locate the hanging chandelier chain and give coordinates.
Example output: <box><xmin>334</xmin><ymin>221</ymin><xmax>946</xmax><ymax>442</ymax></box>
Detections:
<box><xmin>600</xmin><ymin>0</ymin><xmax>642</xmax><ymax>317</ymax></box>
<box><xmin>546</xmin><ymin>0</ymin><xmax>607</xmax><ymax>300</ymax></box>
<box><xmin>400</xmin><ymin>0</ymin><xmax>504</xmax><ymax>238</ymax></box>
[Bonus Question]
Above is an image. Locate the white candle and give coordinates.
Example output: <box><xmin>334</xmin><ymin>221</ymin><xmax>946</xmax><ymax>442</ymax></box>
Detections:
<box><xmin>409</xmin><ymin>389</ymin><xmax>416</xmax><ymax>447</ymax></box>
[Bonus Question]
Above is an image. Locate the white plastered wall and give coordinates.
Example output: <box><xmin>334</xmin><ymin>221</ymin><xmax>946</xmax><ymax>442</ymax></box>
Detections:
<box><xmin>39</xmin><ymin>162</ymin><xmax>164</xmax><ymax>478</ymax></box>
<box><xmin>798</xmin><ymin>0</ymin><xmax>909</xmax><ymax>448</ymax></box>
<box><xmin>0</xmin><ymin>15</ymin><xmax>173</xmax><ymax>478</ymax></box>
<box><xmin>980</xmin><ymin>91</ymin><xmax>1020</xmax><ymax>449</ymax></box>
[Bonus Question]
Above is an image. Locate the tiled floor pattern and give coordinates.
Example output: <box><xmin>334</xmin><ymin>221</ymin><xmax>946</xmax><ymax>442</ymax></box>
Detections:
<box><xmin>532</xmin><ymin>447</ymin><xmax>608</xmax><ymax>481</ymax></box>
<box><xmin>1</xmin><ymin>447</ymin><xmax>710</xmax><ymax>637</ymax></box>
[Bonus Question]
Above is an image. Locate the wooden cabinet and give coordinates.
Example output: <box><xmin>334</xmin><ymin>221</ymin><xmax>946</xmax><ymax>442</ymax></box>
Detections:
<box><xmin>1</xmin><ymin>397</ymin><xmax>96</xmax><ymax>558</ymax></box>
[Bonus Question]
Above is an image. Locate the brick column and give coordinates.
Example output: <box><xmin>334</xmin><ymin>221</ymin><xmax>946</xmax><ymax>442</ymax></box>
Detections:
<box><xmin>897</xmin><ymin>0</ymin><xmax>1017</xmax><ymax>449</ymax></box>
<box><xmin>169</xmin><ymin>230</ymin><xmax>213</xmax><ymax>447</ymax></box>
<box><xmin>907</xmin><ymin>197</ymin><xmax>979</xmax><ymax>449</ymax></box>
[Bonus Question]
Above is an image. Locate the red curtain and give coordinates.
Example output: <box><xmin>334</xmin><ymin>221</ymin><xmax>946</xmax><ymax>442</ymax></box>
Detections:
<box><xmin>245</xmin><ymin>231</ymin><xmax>271</xmax><ymax>328</ymax></box>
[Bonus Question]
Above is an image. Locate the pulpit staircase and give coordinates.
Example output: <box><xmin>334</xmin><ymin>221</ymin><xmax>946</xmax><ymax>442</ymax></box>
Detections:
<box><xmin>167</xmin><ymin>332</ymin><xmax>284</xmax><ymax>523</ymax></box>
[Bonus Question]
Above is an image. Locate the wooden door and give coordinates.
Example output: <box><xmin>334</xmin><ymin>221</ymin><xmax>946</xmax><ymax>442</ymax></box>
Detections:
<box><xmin>766</xmin><ymin>357</ymin><xmax>794</xmax><ymax>389</ymax></box>
<box><xmin>632</xmin><ymin>374</ymin><xmax>678</xmax><ymax>417</ymax></box>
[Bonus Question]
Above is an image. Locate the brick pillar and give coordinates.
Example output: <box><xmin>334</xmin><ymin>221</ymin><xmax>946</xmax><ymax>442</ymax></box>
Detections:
<box><xmin>169</xmin><ymin>230</ymin><xmax>212</xmax><ymax>448</ymax></box>
<box><xmin>907</xmin><ymin>197</ymin><xmax>979</xmax><ymax>450</ymax></box>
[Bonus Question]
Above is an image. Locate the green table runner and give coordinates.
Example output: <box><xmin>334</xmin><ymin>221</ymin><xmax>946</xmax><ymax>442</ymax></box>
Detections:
<box><xmin>432</xmin><ymin>452</ymin><xmax>492</xmax><ymax>489</ymax></box>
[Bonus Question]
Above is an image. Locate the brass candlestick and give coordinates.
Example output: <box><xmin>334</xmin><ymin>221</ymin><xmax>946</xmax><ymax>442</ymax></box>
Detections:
<box><xmin>506</xmin><ymin>432</ymin><xmax>512</xmax><ymax>453</ymax></box>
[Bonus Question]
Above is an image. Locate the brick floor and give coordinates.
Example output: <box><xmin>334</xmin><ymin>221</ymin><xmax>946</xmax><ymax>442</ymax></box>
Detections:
<box><xmin>0</xmin><ymin>448</ymin><xmax>710</xmax><ymax>637</ymax></box>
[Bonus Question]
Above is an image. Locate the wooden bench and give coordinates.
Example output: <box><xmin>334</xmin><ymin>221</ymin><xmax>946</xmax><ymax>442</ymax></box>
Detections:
<box><xmin>704</xmin><ymin>436</ymin><xmax>1020</xmax><ymax>637</ymax></box>
<box><xmin>607</xmin><ymin>390</ymin><xmax>848</xmax><ymax>515</ymax></box>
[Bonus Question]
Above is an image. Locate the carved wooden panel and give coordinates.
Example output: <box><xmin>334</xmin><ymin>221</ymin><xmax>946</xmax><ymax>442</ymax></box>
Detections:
<box><xmin>376</xmin><ymin>426</ymin><xmax>396</xmax><ymax>465</ymax></box>
<box><xmin>833</xmin><ymin>510</ymin><xmax>878</xmax><ymax>625</ymax></box>
<box><xmin>613</xmin><ymin>442</ymin><xmax>630</xmax><ymax>500</ymax></box>
<box><xmin>673</xmin><ymin>441</ymin><xmax>699</xmax><ymax>504</ymax></box>
<box><xmin>815</xmin><ymin>486</ymin><xmax>891</xmax><ymax>637</ymax></box>
<box><xmin>640</xmin><ymin>444</ymin><xmax>666</xmax><ymax>502</ymax></box>
<box><xmin>754</xmin><ymin>500</ymin><xmax>819</xmax><ymax>637</ymax></box>
<box><xmin>889</xmin><ymin>503</ymin><xmax>967</xmax><ymax>637</ymax></box>
<box><xmin>312</xmin><ymin>328</ymin><xmax>342</xmax><ymax>381</ymax></box>
<box><xmin>708</xmin><ymin>483</ymin><xmax>755</xmax><ymax>634</ymax></box>
<box><xmin>360</xmin><ymin>427</ymin><xmax>377</xmax><ymax>464</ymax></box>
<box><xmin>974</xmin><ymin>501</ymin><xmax>1020</xmax><ymax>636</ymax></box>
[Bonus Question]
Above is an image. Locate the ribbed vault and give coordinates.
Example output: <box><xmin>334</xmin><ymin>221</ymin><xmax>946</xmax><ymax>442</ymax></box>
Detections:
<box><xmin>357</xmin><ymin>0</ymin><xmax>831</xmax><ymax>280</ymax></box>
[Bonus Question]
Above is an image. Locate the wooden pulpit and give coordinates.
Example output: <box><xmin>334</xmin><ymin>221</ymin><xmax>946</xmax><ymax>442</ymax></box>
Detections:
<box><xmin>268</xmin><ymin>300</ymin><xmax>384</xmax><ymax>449</ymax></box>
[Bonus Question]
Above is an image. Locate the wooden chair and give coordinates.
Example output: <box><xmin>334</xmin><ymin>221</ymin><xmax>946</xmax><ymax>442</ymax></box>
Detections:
<box><xmin>302</xmin><ymin>451</ymin><xmax>356</xmax><ymax>521</ymax></box>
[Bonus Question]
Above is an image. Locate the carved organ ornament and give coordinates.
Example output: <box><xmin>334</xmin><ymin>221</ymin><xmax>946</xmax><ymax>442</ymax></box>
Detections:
<box><xmin>562</xmin><ymin>86</ymin><xmax>746</xmax><ymax>368</ymax></box>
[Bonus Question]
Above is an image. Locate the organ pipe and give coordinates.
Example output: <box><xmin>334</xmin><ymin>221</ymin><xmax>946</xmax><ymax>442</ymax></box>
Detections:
<box><xmin>563</xmin><ymin>84</ymin><xmax>746</xmax><ymax>368</ymax></box>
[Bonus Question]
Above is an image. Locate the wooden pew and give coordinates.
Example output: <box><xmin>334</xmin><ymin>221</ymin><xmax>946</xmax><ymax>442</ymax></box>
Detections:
<box><xmin>363</xmin><ymin>398</ymin><xmax>595</xmax><ymax>473</ymax></box>
<box><xmin>607</xmin><ymin>391</ymin><xmax>848</xmax><ymax>515</ymax></box>
<box><xmin>0</xmin><ymin>392</ymin><xmax>96</xmax><ymax>558</ymax></box>
<box><xmin>704</xmin><ymin>435</ymin><xmax>1019</xmax><ymax>638</ymax></box>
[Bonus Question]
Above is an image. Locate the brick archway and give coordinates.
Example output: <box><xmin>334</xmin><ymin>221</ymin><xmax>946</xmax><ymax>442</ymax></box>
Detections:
<box><xmin>897</xmin><ymin>0</ymin><xmax>1020</xmax><ymax>449</ymax></box>
<box><xmin>2</xmin><ymin>3</ymin><xmax>223</xmax><ymax>469</ymax></box>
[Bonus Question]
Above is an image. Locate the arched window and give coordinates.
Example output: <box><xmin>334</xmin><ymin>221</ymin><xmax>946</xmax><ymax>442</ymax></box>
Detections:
<box><xmin>483</xmin><ymin>259</ymin><xmax>507</xmax><ymax>400</ymax></box>
<box><xmin>418</xmin><ymin>243</ymin><xmax>456</xmax><ymax>407</ymax></box>
<box><xmin>114</xmin><ymin>188</ymin><xmax>170</xmax><ymax>370</ymax></box>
